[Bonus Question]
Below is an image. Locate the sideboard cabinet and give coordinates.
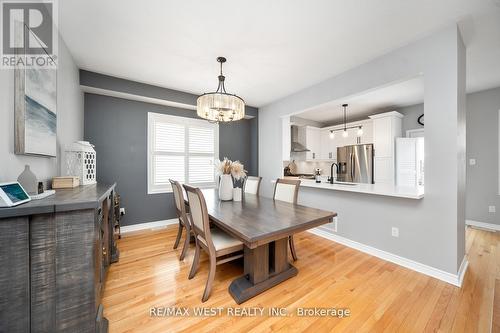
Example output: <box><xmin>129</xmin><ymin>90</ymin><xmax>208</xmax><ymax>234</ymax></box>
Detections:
<box><xmin>0</xmin><ymin>183</ymin><xmax>118</xmax><ymax>333</ymax></box>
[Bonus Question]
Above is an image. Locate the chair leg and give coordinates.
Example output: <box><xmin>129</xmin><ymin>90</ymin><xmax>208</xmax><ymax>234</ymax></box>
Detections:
<box><xmin>173</xmin><ymin>221</ymin><xmax>183</xmax><ymax>249</ymax></box>
<box><xmin>179</xmin><ymin>226</ymin><xmax>190</xmax><ymax>261</ymax></box>
<box><xmin>202</xmin><ymin>252</ymin><xmax>216</xmax><ymax>302</ymax></box>
<box><xmin>289</xmin><ymin>235</ymin><xmax>298</xmax><ymax>261</ymax></box>
<box><xmin>188</xmin><ymin>241</ymin><xmax>200</xmax><ymax>279</ymax></box>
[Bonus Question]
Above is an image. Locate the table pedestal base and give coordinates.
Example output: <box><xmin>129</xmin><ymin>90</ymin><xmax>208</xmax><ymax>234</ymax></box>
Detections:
<box><xmin>228</xmin><ymin>237</ymin><xmax>298</xmax><ymax>304</ymax></box>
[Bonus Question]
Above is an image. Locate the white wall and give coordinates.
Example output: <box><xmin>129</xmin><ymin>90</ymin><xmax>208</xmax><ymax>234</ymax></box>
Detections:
<box><xmin>259</xmin><ymin>25</ymin><xmax>466</xmax><ymax>275</ymax></box>
<box><xmin>0</xmin><ymin>36</ymin><xmax>83</xmax><ymax>183</ymax></box>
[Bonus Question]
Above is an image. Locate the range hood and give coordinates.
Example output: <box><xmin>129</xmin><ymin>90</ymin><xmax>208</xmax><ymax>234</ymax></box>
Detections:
<box><xmin>290</xmin><ymin>125</ymin><xmax>310</xmax><ymax>152</ymax></box>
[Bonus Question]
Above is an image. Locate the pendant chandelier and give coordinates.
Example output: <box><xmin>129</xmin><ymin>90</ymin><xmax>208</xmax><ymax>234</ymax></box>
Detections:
<box><xmin>197</xmin><ymin>57</ymin><xmax>245</xmax><ymax>123</ymax></box>
<box><xmin>328</xmin><ymin>104</ymin><xmax>363</xmax><ymax>139</ymax></box>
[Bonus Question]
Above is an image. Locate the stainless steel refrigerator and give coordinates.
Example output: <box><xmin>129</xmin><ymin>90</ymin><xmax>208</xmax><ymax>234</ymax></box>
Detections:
<box><xmin>336</xmin><ymin>144</ymin><xmax>374</xmax><ymax>184</ymax></box>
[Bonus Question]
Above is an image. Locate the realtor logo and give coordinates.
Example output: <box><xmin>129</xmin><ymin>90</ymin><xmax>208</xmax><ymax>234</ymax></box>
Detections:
<box><xmin>1</xmin><ymin>0</ymin><xmax>58</xmax><ymax>68</ymax></box>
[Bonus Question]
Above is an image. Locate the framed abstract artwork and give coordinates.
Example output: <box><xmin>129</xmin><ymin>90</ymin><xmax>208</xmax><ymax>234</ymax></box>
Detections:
<box><xmin>14</xmin><ymin>26</ymin><xmax>57</xmax><ymax>157</ymax></box>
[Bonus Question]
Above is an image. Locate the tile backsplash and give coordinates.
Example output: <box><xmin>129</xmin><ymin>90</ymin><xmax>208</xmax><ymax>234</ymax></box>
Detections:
<box><xmin>283</xmin><ymin>160</ymin><xmax>334</xmax><ymax>176</ymax></box>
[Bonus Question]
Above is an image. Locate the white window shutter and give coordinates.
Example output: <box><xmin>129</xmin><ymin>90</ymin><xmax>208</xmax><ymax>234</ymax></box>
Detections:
<box><xmin>155</xmin><ymin>122</ymin><xmax>185</xmax><ymax>152</ymax></box>
<box><xmin>148</xmin><ymin>113</ymin><xmax>218</xmax><ymax>193</ymax></box>
<box><xmin>154</xmin><ymin>155</ymin><xmax>185</xmax><ymax>184</ymax></box>
<box><xmin>189</xmin><ymin>127</ymin><xmax>215</xmax><ymax>154</ymax></box>
<box><xmin>188</xmin><ymin>156</ymin><xmax>215</xmax><ymax>183</ymax></box>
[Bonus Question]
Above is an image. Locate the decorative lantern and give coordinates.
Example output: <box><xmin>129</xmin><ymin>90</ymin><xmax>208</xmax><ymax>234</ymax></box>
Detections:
<box><xmin>65</xmin><ymin>141</ymin><xmax>97</xmax><ymax>185</ymax></box>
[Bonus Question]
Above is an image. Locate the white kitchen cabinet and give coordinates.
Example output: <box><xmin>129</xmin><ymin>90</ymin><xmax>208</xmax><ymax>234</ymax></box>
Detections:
<box><xmin>374</xmin><ymin>157</ymin><xmax>394</xmax><ymax>185</ymax></box>
<box><xmin>320</xmin><ymin>129</ymin><xmax>337</xmax><ymax>160</ymax></box>
<box><xmin>305</xmin><ymin>126</ymin><xmax>321</xmax><ymax>161</ymax></box>
<box><xmin>282</xmin><ymin>116</ymin><xmax>291</xmax><ymax>161</ymax></box>
<box><xmin>369</xmin><ymin>111</ymin><xmax>403</xmax><ymax>185</ymax></box>
<box><xmin>359</xmin><ymin>121</ymin><xmax>373</xmax><ymax>144</ymax></box>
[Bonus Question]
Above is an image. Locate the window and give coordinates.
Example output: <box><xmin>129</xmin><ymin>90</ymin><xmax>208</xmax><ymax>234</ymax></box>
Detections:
<box><xmin>148</xmin><ymin>112</ymin><xmax>219</xmax><ymax>193</ymax></box>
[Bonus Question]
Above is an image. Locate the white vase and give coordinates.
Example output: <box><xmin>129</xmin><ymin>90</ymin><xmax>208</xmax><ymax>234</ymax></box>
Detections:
<box><xmin>233</xmin><ymin>188</ymin><xmax>242</xmax><ymax>202</ymax></box>
<box><xmin>219</xmin><ymin>174</ymin><xmax>233</xmax><ymax>201</ymax></box>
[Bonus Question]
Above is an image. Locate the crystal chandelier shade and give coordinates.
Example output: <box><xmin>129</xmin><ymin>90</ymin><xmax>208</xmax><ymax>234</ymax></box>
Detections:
<box><xmin>197</xmin><ymin>57</ymin><xmax>245</xmax><ymax>123</ymax></box>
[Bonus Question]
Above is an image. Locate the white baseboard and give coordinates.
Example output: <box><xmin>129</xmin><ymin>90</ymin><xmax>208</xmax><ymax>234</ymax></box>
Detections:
<box><xmin>308</xmin><ymin>228</ymin><xmax>468</xmax><ymax>287</ymax></box>
<box><xmin>121</xmin><ymin>219</ymin><xmax>178</xmax><ymax>233</ymax></box>
<box><xmin>466</xmin><ymin>219</ymin><xmax>500</xmax><ymax>232</ymax></box>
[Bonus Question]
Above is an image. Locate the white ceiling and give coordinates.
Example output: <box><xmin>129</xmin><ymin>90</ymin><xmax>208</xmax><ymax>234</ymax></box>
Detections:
<box><xmin>296</xmin><ymin>76</ymin><xmax>424</xmax><ymax>125</ymax></box>
<box><xmin>59</xmin><ymin>0</ymin><xmax>500</xmax><ymax>107</ymax></box>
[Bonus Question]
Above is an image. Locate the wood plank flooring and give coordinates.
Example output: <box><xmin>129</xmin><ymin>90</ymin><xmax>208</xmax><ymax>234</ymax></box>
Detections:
<box><xmin>102</xmin><ymin>226</ymin><xmax>500</xmax><ymax>333</ymax></box>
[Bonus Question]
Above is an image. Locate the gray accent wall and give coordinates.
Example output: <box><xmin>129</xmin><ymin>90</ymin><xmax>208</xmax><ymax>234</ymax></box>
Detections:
<box><xmin>399</xmin><ymin>86</ymin><xmax>500</xmax><ymax>226</ymax></box>
<box><xmin>0</xmin><ymin>36</ymin><xmax>84</xmax><ymax>183</ymax></box>
<box><xmin>259</xmin><ymin>25</ymin><xmax>466</xmax><ymax>275</ymax></box>
<box><xmin>399</xmin><ymin>104</ymin><xmax>424</xmax><ymax>135</ymax></box>
<box><xmin>83</xmin><ymin>75</ymin><xmax>258</xmax><ymax>226</ymax></box>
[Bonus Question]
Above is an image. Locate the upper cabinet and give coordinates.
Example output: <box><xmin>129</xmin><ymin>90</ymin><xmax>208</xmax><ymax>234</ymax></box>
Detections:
<box><xmin>305</xmin><ymin>126</ymin><xmax>321</xmax><ymax>161</ymax></box>
<box><xmin>369</xmin><ymin>111</ymin><xmax>403</xmax><ymax>185</ymax></box>
<box><xmin>282</xmin><ymin>116</ymin><xmax>291</xmax><ymax>161</ymax></box>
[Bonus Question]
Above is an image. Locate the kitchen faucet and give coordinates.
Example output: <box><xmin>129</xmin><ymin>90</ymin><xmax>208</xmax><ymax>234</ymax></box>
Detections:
<box><xmin>330</xmin><ymin>163</ymin><xmax>339</xmax><ymax>184</ymax></box>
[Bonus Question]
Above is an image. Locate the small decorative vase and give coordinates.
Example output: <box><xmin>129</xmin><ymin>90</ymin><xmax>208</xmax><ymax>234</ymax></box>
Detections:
<box><xmin>233</xmin><ymin>188</ymin><xmax>242</xmax><ymax>202</ymax></box>
<box><xmin>219</xmin><ymin>174</ymin><xmax>233</xmax><ymax>201</ymax></box>
<box><xmin>17</xmin><ymin>165</ymin><xmax>38</xmax><ymax>195</ymax></box>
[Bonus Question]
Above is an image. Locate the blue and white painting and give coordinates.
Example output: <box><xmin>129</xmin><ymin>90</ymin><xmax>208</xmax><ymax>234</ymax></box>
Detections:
<box><xmin>24</xmin><ymin>68</ymin><xmax>57</xmax><ymax>156</ymax></box>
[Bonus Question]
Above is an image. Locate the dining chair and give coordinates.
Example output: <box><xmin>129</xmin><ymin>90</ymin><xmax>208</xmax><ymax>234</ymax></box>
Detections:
<box><xmin>183</xmin><ymin>184</ymin><xmax>244</xmax><ymax>302</ymax></box>
<box><xmin>243</xmin><ymin>176</ymin><xmax>262</xmax><ymax>195</ymax></box>
<box><xmin>169</xmin><ymin>179</ymin><xmax>192</xmax><ymax>261</ymax></box>
<box><xmin>273</xmin><ymin>178</ymin><xmax>301</xmax><ymax>261</ymax></box>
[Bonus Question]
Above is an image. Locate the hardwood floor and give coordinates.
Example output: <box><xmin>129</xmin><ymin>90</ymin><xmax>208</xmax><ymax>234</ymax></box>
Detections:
<box><xmin>103</xmin><ymin>226</ymin><xmax>500</xmax><ymax>333</ymax></box>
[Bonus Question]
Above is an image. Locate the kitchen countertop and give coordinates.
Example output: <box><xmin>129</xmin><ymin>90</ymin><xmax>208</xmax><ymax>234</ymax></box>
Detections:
<box><xmin>273</xmin><ymin>179</ymin><xmax>424</xmax><ymax>199</ymax></box>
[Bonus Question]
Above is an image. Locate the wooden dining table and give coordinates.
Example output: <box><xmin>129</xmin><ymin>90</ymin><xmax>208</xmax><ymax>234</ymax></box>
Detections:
<box><xmin>190</xmin><ymin>188</ymin><xmax>337</xmax><ymax>304</ymax></box>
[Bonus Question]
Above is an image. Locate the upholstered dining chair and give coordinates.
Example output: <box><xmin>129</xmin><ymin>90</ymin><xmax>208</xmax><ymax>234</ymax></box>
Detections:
<box><xmin>169</xmin><ymin>179</ymin><xmax>192</xmax><ymax>261</ymax></box>
<box><xmin>183</xmin><ymin>184</ymin><xmax>244</xmax><ymax>302</ymax></box>
<box><xmin>243</xmin><ymin>176</ymin><xmax>262</xmax><ymax>195</ymax></box>
<box><xmin>273</xmin><ymin>178</ymin><xmax>301</xmax><ymax>261</ymax></box>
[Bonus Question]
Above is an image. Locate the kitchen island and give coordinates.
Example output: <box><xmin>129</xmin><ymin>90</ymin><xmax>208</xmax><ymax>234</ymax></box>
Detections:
<box><xmin>298</xmin><ymin>179</ymin><xmax>424</xmax><ymax>199</ymax></box>
<box><xmin>278</xmin><ymin>178</ymin><xmax>424</xmax><ymax>199</ymax></box>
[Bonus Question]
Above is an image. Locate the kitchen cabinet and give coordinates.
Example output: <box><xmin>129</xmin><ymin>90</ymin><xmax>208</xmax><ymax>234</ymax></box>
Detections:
<box><xmin>320</xmin><ymin>129</ymin><xmax>336</xmax><ymax>160</ymax></box>
<box><xmin>369</xmin><ymin>111</ymin><xmax>403</xmax><ymax>185</ymax></box>
<box><xmin>0</xmin><ymin>184</ymin><xmax>118</xmax><ymax>333</ymax></box>
<box><xmin>282</xmin><ymin>116</ymin><xmax>291</xmax><ymax>161</ymax></box>
<box><xmin>359</xmin><ymin>121</ymin><xmax>373</xmax><ymax>144</ymax></box>
<box><xmin>305</xmin><ymin>126</ymin><xmax>321</xmax><ymax>160</ymax></box>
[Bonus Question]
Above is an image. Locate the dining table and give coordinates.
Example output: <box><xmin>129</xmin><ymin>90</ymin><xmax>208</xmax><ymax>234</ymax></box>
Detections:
<box><xmin>190</xmin><ymin>188</ymin><xmax>337</xmax><ymax>304</ymax></box>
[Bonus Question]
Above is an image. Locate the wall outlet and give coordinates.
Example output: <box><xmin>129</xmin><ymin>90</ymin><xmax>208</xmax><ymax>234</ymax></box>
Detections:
<box><xmin>391</xmin><ymin>227</ymin><xmax>399</xmax><ymax>237</ymax></box>
<box><xmin>489</xmin><ymin>206</ymin><xmax>496</xmax><ymax>213</ymax></box>
<box><xmin>469</xmin><ymin>158</ymin><xmax>476</xmax><ymax>166</ymax></box>
<box><xmin>120</xmin><ymin>207</ymin><xmax>126</xmax><ymax>216</ymax></box>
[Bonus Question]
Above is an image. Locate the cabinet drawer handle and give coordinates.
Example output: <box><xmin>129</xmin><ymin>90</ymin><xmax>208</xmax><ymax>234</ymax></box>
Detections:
<box><xmin>102</xmin><ymin>247</ymin><xmax>107</xmax><ymax>256</ymax></box>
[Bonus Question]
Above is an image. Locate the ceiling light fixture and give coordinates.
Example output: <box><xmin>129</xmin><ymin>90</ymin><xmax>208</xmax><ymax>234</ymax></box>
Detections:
<box><xmin>197</xmin><ymin>57</ymin><xmax>245</xmax><ymax>123</ymax></box>
<box><xmin>342</xmin><ymin>104</ymin><xmax>348</xmax><ymax>137</ymax></box>
<box><xmin>328</xmin><ymin>104</ymin><xmax>364</xmax><ymax>139</ymax></box>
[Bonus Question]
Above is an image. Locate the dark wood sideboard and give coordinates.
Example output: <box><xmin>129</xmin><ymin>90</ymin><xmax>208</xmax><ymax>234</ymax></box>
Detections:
<box><xmin>0</xmin><ymin>183</ymin><xmax>118</xmax><ymax>333</ymax></box>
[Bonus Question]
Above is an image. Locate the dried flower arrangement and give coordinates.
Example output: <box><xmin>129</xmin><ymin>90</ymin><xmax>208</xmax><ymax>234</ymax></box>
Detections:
<box><xmin>215</xmin><ymin>158</ymin><xmax>247</xmax><ymax>180</ymax></box>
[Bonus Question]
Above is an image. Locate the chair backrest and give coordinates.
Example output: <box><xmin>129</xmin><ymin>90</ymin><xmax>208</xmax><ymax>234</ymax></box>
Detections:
<box><xmin>169</xmin><ymin>179</ymin><xmax>186</xmax><ymax>218</ymax></box>
<box><xmin>273</xmin><ymin>178</ymin><xmax>300</xmax><ymax>204</ymax></box>
<box><xmin>244</xmin><ymin>176</ymin><xmax>262</xmax><ymax>195</ymax></box>
<box><xmin>183</xmin><ymin>184</ymin><xmax>212</xmax><ymax>248</ymax></box>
